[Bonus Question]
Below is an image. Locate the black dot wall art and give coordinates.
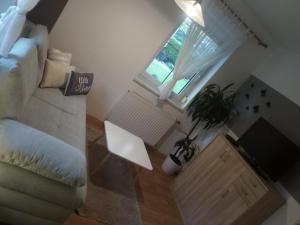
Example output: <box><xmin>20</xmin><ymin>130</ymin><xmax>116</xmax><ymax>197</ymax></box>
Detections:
<box><xmin>253</xmin><ymin>105</ymin><xmax>260</xmax><ymax>113</ymax></box>
<box><xmin>243</xmin><ymin>83</ymin><xmax>272</xmax><ymax>114</ymax></box>
<box><xmin>261</xmin><ymin>89</ymin><xmax>267</xmax><ymax>97</ymax></box>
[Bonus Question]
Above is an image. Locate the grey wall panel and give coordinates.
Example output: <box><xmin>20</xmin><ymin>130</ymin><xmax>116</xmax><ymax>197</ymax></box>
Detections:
<box><xmin>27</xmin><ymin>0</ymin><xmax>69</xmax><ymax>32</ymax></box>
<box><xmin>228</xmin><ymin>75</ymin><xmax>300</xmax><ymax>202</ymax></box>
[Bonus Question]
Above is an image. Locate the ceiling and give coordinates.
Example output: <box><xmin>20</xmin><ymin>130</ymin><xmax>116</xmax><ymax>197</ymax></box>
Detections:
<box><xmin>229</xmin><ymin>0</ymin><xmax>300</xmax><ymax>51</ymax></box>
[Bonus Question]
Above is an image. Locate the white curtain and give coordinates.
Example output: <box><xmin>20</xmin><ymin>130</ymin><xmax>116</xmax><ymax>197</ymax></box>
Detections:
<box><xmin>158</xmin><ymin>0</ymin><xmax>249</xmax><ymax>100</ymax></box>
<box><xmin>0</xmin><ymin>0</ymin><xmax>39</xmax><ymax>57</ymax></box>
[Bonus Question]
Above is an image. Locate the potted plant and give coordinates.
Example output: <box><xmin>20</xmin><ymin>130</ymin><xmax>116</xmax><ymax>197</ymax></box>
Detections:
<box><xmin>162</xmin><ymin>83</ymin><xmax>236</xmax><ymax>175</ymax></box>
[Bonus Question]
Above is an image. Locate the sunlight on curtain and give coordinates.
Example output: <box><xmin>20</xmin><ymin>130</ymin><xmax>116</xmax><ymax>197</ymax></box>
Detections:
<box><xmin>158</xmin><ymin>0</ymin><xmax>249</xmax><ymax>100</ymax></box>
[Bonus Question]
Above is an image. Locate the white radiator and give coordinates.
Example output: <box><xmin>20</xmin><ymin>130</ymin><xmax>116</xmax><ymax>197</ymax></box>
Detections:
<box><xmin>107</xmin><ymin>92</ymin><xmax>176</xmax><ymax>146</ymax></box>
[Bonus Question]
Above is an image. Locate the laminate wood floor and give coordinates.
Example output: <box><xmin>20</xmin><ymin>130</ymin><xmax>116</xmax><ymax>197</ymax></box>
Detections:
<box><xmin>64</xmin><ymin>118</ymin><xmax>184</xmax><ymax>225</ymax></box>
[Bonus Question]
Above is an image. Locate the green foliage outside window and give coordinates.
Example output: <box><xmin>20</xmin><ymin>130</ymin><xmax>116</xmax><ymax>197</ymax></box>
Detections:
<box><xmin>145</xmin><ymin>18</ymin><xmax>192</xmax><ymax>95</ymax></box>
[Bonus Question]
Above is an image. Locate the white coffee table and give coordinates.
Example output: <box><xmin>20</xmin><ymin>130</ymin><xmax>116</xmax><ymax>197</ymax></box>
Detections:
<box><xmin>92</xmin><ymin>121</ymin><xmax>153</xmax><ymax>173</ymax></box>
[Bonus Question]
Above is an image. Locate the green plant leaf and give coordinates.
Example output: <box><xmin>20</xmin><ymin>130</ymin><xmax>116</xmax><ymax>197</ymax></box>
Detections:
<box><xmin>175</xmin><ymin>83</ymin><xmax>236</xmax><ymax>164</ymax></box>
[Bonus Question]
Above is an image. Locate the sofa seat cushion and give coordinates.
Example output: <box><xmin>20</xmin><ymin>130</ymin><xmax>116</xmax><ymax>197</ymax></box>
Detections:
<box><xmin>33</xmin><ymin>88</ymin><xmax>86</xmax><ymax>116</ymax></box>
<box><xmin>20</xmin><ymin>88</ymin><xmax>86</xmax><ymax>154</ymax></box>
<box><xmin>0</xmin><ymin>119</ymin><xmax>86</xmax><ymax>188</ymax></box>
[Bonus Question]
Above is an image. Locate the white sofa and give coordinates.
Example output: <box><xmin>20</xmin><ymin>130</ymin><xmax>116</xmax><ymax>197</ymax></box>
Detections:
<box><xmin>0</xmin><ymin>23</ymin><xmax>87</xmax><ymax>225</ymax></box>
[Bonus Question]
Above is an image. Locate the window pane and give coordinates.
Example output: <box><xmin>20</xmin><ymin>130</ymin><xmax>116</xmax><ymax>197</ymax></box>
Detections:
<box><xmin>145</xmin><ymin>18</ymin><xmax>192</xmax><ymax>88</ymax></box>
<box><xmin>173</xmin><ymin>79</ymin><xmax>189</xmax><ymax>94</ymax></box>
<box><xmin>162</xmin><ymin>74</ymin><xmax>189</xmax><ymax>95</ymax></box>
<box><xmin>146</xmin><ymin>59</ymin><xmax>172</xmax><ymax>83</ymax></box>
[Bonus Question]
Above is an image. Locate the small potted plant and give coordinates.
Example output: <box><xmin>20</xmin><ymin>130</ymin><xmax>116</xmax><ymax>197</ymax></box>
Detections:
<box><xmin>162</xmin><ymin>83</ymin><xmax>236</xmax><ymax>175</ymax></box>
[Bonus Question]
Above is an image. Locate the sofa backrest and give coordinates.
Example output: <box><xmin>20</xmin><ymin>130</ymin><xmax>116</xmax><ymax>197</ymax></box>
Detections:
<box><xmin>28</xmin><ymin>24</ymin><xmax>49</xmax><ymax>85</ymax></box>
<box><xmin>0</xmin><ymin>38</ymin><xmax>38</xmax><ymax>119</ymax></box>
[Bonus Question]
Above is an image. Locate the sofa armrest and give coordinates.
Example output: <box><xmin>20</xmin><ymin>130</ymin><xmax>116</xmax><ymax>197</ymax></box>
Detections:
<box><xmin>0</xmin><ymin>119</ymin><xmax>86</xmax><ymax>187</ymax></box>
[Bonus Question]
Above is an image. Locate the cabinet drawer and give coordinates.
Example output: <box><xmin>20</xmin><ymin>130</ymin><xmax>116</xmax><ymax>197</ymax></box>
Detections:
<box><xmin>232</xmin><ymin>169</ymin><xmax>268</xmax><ymax>207</ymax></box>
<box><xmin>233</xmin><ymin>177</ymin><xmax>258</xmax><ymax>206</ymax></box>
<box><xmin>202</xmin><ymin>185</ymin><xmax>248</xmax><ymax>225</ymax></box>
<box><xmin>174</xmin><ymin>136</ymin><xmax>240</xmax><ymax>192</ymax></box>
<box><xmin>240</xmin><ymin>170</ymin><xmax>268</xmax><ymax>198</ymax></box>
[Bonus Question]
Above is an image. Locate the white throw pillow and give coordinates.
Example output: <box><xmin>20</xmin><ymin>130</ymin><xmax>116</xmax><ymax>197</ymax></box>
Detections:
<box><xmin>40</xmin><ymin>59</ymin><xmax>75</xmax><ymax>88</ymax></box>
<box><xmin>48</xmin><ymin>48</ymin><xmax>72</xmax><ymax>65</ymax></box>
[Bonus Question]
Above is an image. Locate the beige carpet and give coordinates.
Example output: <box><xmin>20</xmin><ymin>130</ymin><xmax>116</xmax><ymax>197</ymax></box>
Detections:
<box><xmin>78</xmin><ymin>127</ymin><xmax>143</xmax><ymax>225</ymax></box>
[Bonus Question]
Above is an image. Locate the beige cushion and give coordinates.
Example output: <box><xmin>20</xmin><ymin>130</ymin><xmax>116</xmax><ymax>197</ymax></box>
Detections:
<box><xmin>48</xmin><ymin>48</ymin><xmax>72</xmax><ymax>65</ymax></box>
<box><xmin>40</xmin><ymin>59</ymin><xmax>75</xmax><ymax>88</ymax></box>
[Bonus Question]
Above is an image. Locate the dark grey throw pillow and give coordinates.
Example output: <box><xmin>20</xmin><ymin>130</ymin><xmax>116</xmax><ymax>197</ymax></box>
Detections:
<box><xmin>64</xmin><ymin>71</ymin><xmax>94</xmax><ymax>96</ymax></box>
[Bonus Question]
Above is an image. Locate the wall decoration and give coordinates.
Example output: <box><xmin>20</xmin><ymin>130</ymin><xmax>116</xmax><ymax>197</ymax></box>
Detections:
<box><xmin>261</xmin><ymin>89</ymin><xmax>267</xmax><ymax>97</ymax></box>
<box><xmin>237</xmin><ymin>82</ymin><xmax>272</xmax><ymax>115</ymax></box>
<box><xmin>253</xmin><ymin>105</ymin><xmax>260</xmax><ymax>113</ymax></box>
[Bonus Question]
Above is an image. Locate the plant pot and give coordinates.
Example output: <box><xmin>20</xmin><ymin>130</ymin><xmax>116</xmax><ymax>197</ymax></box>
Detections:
<box><xmin>161</xmin><ymin>154</ymin><xmax>182</xmax><ymax>175</ymax></box>
<box><xmin>197</xmin><ymin>126</ymin><xmax>221</xmax><ymax>150</ymax></box>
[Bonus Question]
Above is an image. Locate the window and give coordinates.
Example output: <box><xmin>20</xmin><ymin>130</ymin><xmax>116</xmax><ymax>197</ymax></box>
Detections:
<box><xmin>136</xmin><ymin>18</ymin><xmax>222</xmax><ymax>107</ymax></box>
<box><xmin>144</xmin><ymin>18</ymin><xmax>193</xmax><ymax>94</ymax></box>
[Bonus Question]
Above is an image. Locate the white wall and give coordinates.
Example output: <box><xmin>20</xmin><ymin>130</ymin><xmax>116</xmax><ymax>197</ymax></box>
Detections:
<box><xmin>50</xmin><ymin>0</ymin><xmax>183</xmax><ymax>120</ymax></box>
<box><xmin>254</xmin><ymin>48</ymin><xmax>300</xmax><ymax>107</ymax></box>
<box><xmin>208</xmin><ymin>39</ymin><xmax>270</xmax><ymax>89</ymax></box>
<box><xmin>252</xmin><ymin>47</ymin><xmax>300</xmax><ymax>225</ymax></box>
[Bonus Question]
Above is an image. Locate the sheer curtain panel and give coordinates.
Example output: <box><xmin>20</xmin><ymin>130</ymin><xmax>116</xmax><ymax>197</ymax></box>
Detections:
<box><xmin>158</xmin><ymin>0</ymin><xmax>249</xmax><ymax>100</ymax></box>
<box><xmin>0</xmin><ymin>0</ymin><xmax>39</xmax><ymax>57</ymax></box>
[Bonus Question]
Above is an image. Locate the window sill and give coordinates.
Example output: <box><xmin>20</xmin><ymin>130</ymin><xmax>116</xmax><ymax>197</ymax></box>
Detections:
<box><xmin>134</xmin><ymin>76</ymin><xmax>160</xmax><ymax>96</ymax></box>
<box><xmin>133</xmin><ymin>77</ymin><xmax>186</xmax><ymax>112</ymax></box>
<box><xmin>134</xmin><ymin>55</ymin><xmax>229</xmax><ymax>112</ymax></box>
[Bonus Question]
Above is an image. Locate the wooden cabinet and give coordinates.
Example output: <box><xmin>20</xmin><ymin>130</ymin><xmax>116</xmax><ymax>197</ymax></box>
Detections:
<box><xmin>173</xmin><ymin>135</ymin><xmax>284</xmax><ymax>225</ymax></box>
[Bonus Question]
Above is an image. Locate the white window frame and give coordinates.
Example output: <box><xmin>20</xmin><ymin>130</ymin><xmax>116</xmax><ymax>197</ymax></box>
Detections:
<box><xmin>135</xmin><ymin>19</ymin><xmax>230</xmax><ymax>110</ymax></box>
